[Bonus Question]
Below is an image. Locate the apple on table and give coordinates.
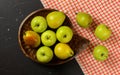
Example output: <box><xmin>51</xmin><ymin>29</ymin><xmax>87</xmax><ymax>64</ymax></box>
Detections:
<box><xmin>94</xmin><ymin>24</ymin><xmax>111</xmax><ymax>41</ymax></box>
<box><xmin>93</xmin><ymin>45</ymin><xmax>109</xmax><ymax>61</ymax></box>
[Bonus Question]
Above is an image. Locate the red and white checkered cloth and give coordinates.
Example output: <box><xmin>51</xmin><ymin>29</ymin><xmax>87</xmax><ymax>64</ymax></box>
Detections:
<box><xmin>40</xmin><ymin>0</ymin><xmax>120</xmax><ymax>74</ymax></box>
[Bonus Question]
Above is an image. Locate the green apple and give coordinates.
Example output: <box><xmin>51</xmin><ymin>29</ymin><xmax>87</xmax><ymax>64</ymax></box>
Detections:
<box><xmin>54</xmin><ymin>43</ymin><xmax>74</xmax><ymax>60</ymax></box>
<box><xmin>23</xmin><ymin>31</ymin><xmax>40</xmax><ymax>48</ymax></box>
<box><xmin>76</xmin><ymin>12</ymin><xmax>92</xmax><ymax>28</ymax></box>
<box><xmin>93</xmin><ymin>45</ymin><xmax>109</xmax><ymax>61</ymax></box>
<box><xmin>36</xmin><ymin>46</ymin><xmax>53</xmax><ymax>63</ymax></box>
<box><xmin>31</xmin><ymin>16</ymin><xmax>47</xmax><ymax>33</ymax></box>
<box><xmin>94</xmin><ymin>24</ymin><xmax>111</xmax><ymax>41</ymax></box>
<box><xmin>41</xmin><ymin>30</ymin><xmax>56</xmax><ymax>46</ymax></box>
<box><xmin>46</xmin><ymin>11</ymin><xmax>66</xmax><ymax>29</ymax></box>
<box><xmin>56</xmin><ymin>26</ymin><xmax>73</xmax><ymax>43</ymax></box>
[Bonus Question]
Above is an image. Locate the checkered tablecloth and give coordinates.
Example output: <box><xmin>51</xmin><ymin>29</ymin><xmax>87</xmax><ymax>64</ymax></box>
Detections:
<box><xmin>40</xmin><ymin>0</ymin><xmax>120</xmax><ymax>75</ymax></box>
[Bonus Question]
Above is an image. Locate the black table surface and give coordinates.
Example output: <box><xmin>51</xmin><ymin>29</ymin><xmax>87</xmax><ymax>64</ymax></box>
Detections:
<box><xmin>0</xmin><ymin>0</ymin><xmax>84</xmax><ymax>75</ymax></box>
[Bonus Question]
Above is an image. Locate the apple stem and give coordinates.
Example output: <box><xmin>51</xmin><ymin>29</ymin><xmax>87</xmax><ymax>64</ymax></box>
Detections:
<box><xmin>63</xmin><ymin>35</ymin><xmax>67</xmax><ymax>38</ymax></box>
<box><xmin>42</xmin><ymin>53</ymin><xmax>45</xmax><ymax>56</ymax></box>
<box><xmin>46</xmin><ymin>36</ymin><xmax>50</xmax><ymax>40</ymax></box>
<box><xmin>101</xmin><ymin>53</ymin><xmax>104</xmax><ymax>56</ymax></box>
<box><xmin>35</xmin><ymin>24</ymin><xmax>40</xmax><ymax>27</ymax></box>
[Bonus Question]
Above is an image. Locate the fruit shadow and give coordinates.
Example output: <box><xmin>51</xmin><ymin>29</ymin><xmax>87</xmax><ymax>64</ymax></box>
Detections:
<box><xmin>89</xmin><ymin>17</ymin><xmax>101</xmax><ymax>33</ymax></box>
<box><xmin>87</xmin><ymin>42</ymin><xmax>95</xmax><ymax>53</ymax></box>
<box><xmin>34</xmin><ymin>58</ymin><xmax>83</xmax><ymax>75</ymax></box>
<box><xmin>102</xmin><ymin>49</ymin><xmax>119</xmax><ymax>70</ymax></box>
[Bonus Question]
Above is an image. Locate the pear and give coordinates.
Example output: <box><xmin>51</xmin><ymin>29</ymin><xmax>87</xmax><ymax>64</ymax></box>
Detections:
<box><xmin>54</xmin><ymin>43</ymin><xmax>74</xmax><ymax>60</ymax></box>
<box><xmin>23</xmin><ymin>31</ymin><xmax>40</xmax><ymax>48</ymax></box>
<box><xmin>46</xmin><ymin>11</ymin><xmax>66</xmax><ymax>29</ymax></box>
<box><xmin>76</xmin><ymin>12</ymin><xmax>92</xmax><ymax>28</ymax></box>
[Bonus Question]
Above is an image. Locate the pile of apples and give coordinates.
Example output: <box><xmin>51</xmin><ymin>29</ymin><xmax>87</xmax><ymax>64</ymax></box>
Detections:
<box><xmin>23</xmin><ymin>10</ymin><xmax>112</xmax><ymax>63</ymax></box>
<box><xmin>76</xmin><ymin>12</ymin><xmax>111</xmax><ymax>61</ymax></box>
<box><xmin>23</xmin><ymin>11</ymin><xmax>74</xmax><ymax>63</ymax></box>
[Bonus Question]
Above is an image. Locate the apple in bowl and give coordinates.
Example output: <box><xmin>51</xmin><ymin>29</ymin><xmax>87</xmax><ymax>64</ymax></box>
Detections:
<box><xmin>56</xmin><ymin>26</ymin><xmax>73</xmax><ymax>43</ymax></box>
<box><xmin>18</xmin><ymin>9</ymin><xmax>90</xmax><ymax>65</ymax></box>
<box><xmin>41</xmin><ymin>30</ymin><xmax>57</xmax><ymax>46</ymax></box>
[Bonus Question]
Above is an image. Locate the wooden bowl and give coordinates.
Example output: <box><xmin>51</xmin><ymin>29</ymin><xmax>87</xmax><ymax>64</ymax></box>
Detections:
<box><xmin>18</xmin><ymin>9</ymin><xmax>90</xmax><ymax>65</ymax></box>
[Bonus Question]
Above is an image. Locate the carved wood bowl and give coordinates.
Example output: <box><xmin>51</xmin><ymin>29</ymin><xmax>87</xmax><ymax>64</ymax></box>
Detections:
<box><xmin>18</xmin><ymin>9</ymin><xmax>90</xmax><ymax>66</ymax></box>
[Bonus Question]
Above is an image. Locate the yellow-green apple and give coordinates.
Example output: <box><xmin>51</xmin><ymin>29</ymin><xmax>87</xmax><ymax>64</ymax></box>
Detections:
<box><xmin>46</xmin><ymin>11</ymin><xmax>66</xmax><ymax>29</ymax></box>
<box><xmin>23</xmin><ymin>31</ymin><xmax>40</xmax><ymax>47</ymax></box>
<box><xmin>93</xmin><ymin>45</ymin><xmax>109</xmax><ymax>61</ymax></box>
<box><xmin>41</xmin><ymin>30</ymin><xmax>56</xmax><ymax>46</ymax></box>
<box><xmin>54</xmin><ymin>43</ymin><xmax>74</xmax><ymax>60</ymax></box>
<box><xmin>76</xmin><ymin>12</ymin><xmax>92</xmax><ymax>28</ymax></box>
<box><xmin>36</xmin><ymin>46</ymin><xmax>53</xmax><ymax>63</ymax></box>
<box><xmin>56</xmin><ymin>26</ymin><xmax>73</xmax><ymax>43</ymax></box>
<box><xmin>94</xmin><ymin>24</ymin><xmax>111</xmax><ymax>41</ymax></box>
<box><xmin>31</xmin><ymin>16</ymin><xmax>47</xmax><ymax>33</ymax></box>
